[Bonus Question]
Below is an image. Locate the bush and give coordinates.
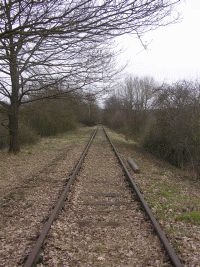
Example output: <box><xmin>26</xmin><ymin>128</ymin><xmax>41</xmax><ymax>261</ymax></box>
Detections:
<box><xmin>21</xmin><ymin>99</ymin><xmax>77</xmax><ymax>137</ymax></box>
<box><xmin>0</xmin><ymin>119</ymin><xmax>39</xmax><ymax>149</ymax></box>
<box><xmin>0</xmin><ymin>126</ymin><xmax>8</xmax><ymax>149</ymax></box>
<box><xmin>0</xmin><ymin>92</ymin><xmax>99</xmax><ymax>150</ymax></box>
<box><xmin>0</xmin><ymin>112</ymin><xmax>8</xmax><ymax>149</ymax></box>
<box><xmin>19</xmin><ymin>122</ymin><xmax>39</xmax><ymax>145</ymax></box>
<box><xmin>142</xmin><ymin>82</ymin><xmax>200</xmax><ymax>173</ymax></box>
<box><xmin>104</xmin><ymin>78</ymin><xmax>200</xmax><ymax>176</ymax></box>
<box><xmin>32</xmin><ymin>114</ymin><xmax>76</xmax><ymax>136</ymax></box>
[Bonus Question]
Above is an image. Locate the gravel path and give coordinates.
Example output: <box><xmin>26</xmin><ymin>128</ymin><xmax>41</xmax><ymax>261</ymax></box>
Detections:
<box><xmin>41</xmin><ymin>129</ymin><xmax>171</xmax><ymax>266</ymax></box>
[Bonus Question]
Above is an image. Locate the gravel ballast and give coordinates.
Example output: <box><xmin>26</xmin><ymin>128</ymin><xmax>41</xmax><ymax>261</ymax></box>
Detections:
<box><xmin>41</xmin><ymin>129</ymin><xmax>171</xmax><ymax>266</ymax></box>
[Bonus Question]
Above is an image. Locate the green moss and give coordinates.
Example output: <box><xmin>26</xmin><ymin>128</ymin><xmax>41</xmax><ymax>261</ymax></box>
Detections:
<box><xmin>176</xmin><ymin>211</ymin><xmax>200</xmax><ymax>225</ymax></box>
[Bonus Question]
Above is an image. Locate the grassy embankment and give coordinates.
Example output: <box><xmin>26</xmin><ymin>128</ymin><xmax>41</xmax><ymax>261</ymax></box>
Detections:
<box><xmin>107</xmin><ymin>128</ymin><xmax>200</xmax><ymax>256</ymax></box>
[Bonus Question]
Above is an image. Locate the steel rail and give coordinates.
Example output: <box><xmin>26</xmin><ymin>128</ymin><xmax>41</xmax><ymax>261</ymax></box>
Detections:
<box><xmin>103</xmin><ymin>127</ymin><xmax>183</xmax><ymax>267</ymax></box>
<box><xmin>24</xmin><ymin>128</ymin><xmax>97</xmax><ymax>267</ymax></box>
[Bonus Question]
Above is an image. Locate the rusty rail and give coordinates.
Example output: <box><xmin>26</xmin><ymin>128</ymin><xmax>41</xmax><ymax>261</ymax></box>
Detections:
<box><xmin>103</xmin><ymin>127</ymin><xmax>183</xmax><ymax>267</ymax></box>
<box><xmin>24</xmin><ymin>126</ymin><xmax>182</xmax><ymax>267</ymax></box>
<box><xmin>24</xmin><ymin>128</ymin><xmax>97</xmax><ymax>267</ymax></box>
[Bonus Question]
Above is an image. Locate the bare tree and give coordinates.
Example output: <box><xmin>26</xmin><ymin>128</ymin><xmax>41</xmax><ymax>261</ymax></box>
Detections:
<box><xmin>121</xmin><ymin>76</ymin><xmax>157</xmax><ymax>111</ymax></box>
<box><xmin>115</xmin><ymin>76</ymin><xmax>157</xmax><ymax>133</ymax></box>
<box><xmin>0</xmin><ymin>0</ymin><xmax>179</xmax><ymax>152</ymax></box>
<box><xmin>143</xmin><ymin>80</ymin><xmax>200</xmax><ymax>173</ymax></box>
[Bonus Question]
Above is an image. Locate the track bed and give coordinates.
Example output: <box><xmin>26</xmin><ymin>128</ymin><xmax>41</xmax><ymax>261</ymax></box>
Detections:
<box><xmin>40</xmin><ymin>129</ymin><xmax>172</xmax><ymax>266</ymax></box>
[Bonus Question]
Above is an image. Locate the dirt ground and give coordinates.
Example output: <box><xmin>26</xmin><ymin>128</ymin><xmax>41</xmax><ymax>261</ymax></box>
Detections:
<box><xmin>0</xmin><ymin>127</ymin><xmax>93</xmax><ymax>267</ymax></box>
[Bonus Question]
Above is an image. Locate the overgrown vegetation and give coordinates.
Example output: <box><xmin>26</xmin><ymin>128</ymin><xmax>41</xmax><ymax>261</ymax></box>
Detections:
<box><xmin>103</xmin><ymin>77</ymin><xmax>200</xmax><ymax>176</ymax></box>
<box><xmin>0</xmin><ymin>92</ymin><xmax>99</xmax><ymax>149</ymax></box>
<box><xmin>0</xmin><ymin>0</ymin><xmax>178</xmax><ymax>153</ymax></box>
<box><xmin>108</xmin><ymin>128</ymin><xmax>200</xmax><ymax>252</ymax></box>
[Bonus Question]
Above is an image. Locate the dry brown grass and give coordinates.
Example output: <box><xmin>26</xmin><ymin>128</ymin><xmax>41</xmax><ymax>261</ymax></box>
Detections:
<box><xmin>108</xmin><ymin>128</ymin><xmax>200</xmax><ymax>266</ymax></box>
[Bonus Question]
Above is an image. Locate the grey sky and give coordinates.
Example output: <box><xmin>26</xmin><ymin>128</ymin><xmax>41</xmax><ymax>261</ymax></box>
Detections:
<box><xmin>117</xmin><ymin>0</ymin><xmax>200</xmax><ymax>83</ymax></box>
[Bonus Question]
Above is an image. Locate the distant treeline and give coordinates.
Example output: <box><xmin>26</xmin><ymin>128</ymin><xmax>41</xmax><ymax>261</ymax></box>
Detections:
<box><xmin>103</xmin><ymin>76</ymin><xmax>200</xmax><ymax>176</ymax></box>
<box><xmin>0</xmin><ymin>92</ymin><xmax>99</xmax><ymax>149</ymax></box>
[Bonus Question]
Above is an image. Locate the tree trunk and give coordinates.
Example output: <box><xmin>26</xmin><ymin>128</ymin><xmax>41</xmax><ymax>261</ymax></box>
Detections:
<box><xmin>5</xmin><ymin>6</ymin><xmax>21</xmax><ymax>153</ymax></box>
<box><xmin>8</xmin><ymin>102</ymin><xmax>20</xmax><ymax>153</ymax></box>
<box><xmin>8</xmin><ymin>53</ymin><xmax>20</xmax><ymax>153</ymax></box>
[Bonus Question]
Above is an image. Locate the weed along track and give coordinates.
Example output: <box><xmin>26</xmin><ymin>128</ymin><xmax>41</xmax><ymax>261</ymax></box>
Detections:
<box><xmin>24</xmin><ymin>128</ymin><xmax>182</xmax><ymax>267</ymax></box>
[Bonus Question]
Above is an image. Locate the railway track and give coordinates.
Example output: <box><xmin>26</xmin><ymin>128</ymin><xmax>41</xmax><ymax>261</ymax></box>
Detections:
<box><xmin>24</xmin><ymin>127</ymin><xmax>182</xmax><ymax>267</ymax></box>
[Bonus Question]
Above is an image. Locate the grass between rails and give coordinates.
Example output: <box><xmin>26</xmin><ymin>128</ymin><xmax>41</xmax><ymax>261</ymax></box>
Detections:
<box><xmin>106</xmin><ymin>128</ymin><xmax>200</xmax><ymax>261</ymax></box>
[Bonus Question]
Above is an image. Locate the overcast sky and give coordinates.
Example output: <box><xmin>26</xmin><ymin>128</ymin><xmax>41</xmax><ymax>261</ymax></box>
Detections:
<box><xmin>117</xmin><ymin>0</ymin><xmax>200</xmax><ymax>83</ymax></box>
